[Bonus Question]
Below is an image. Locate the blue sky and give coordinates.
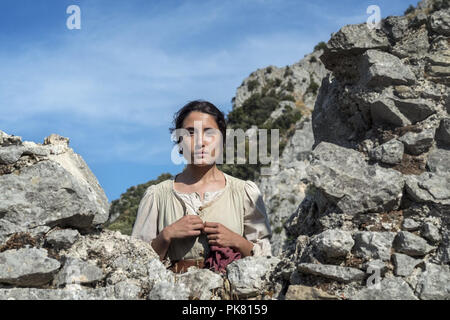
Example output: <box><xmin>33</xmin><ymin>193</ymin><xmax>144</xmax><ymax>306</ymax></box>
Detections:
<box><xmin>0</xmin><ymin>0</ymin><xmax>417</xmax><ymax>201</ymax></box>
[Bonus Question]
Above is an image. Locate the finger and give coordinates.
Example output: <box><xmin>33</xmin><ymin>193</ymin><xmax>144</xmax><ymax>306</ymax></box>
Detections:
<box><xmin>189</xmin><ymin>230</ymin><xmax>201</xmax><ymax>236</ymax></box>
<box><xmin>191</xmin><ymin>223</ymin><xmax>204</xmax><ymax>230</ymax></box>
<box><xmin>189</xmin><ymin>216</ymin><xmax>204</xmax><ymax>223</ymax></box>
<box><xmin>203</xmin><ymin>227</ymin><xmax>219</xmax><ymax>234</ymax></box>
<box><xmin>207</xmin><ymin>234</ymin><xmax>219</xmax><ymax>240</ymax></box>
<box><xmin>204</xmin><ymin>222</ymin><xmax>219</xmax><ymax>228</ymax></box>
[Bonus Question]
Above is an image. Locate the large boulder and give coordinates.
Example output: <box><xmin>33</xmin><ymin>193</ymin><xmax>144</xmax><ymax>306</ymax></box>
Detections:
<box><xmin>0</xmin><ymin>132</ymin><xmax>110</xmax><ymax>244</ymax></box>
<box><xmin>306</xmin><ymin>142</ymin><xmax>404</xmax><ymax>215</ymax></box>
<box><xmin>0</xmin><ymin>248</ymin><xmax>60</xmax><ymax>287</ymax></box>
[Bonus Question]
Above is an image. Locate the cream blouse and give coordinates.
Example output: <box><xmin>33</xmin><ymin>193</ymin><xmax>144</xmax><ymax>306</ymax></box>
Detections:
<box><xmin>131</xmin><ymin>174</ymin><xmax>272</xmax><ymax>257</ymax></box>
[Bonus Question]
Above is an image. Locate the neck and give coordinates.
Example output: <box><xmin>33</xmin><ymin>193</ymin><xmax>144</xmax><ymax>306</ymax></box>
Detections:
<box><xmin>183</xmin><ymin>164</ymin><xmax>222</xmax><ymax>183</ymax></box>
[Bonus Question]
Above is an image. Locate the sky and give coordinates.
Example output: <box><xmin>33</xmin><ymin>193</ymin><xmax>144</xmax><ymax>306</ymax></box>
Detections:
<box><xmin>0</xmin><ymin>0</ymin><xmax>417</xmax><ymax>201</ymax></box>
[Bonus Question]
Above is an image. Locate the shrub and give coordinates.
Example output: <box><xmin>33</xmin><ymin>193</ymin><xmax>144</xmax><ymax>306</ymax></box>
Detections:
<box><xmin>404</xmin><ymin>4</ymin><xmax>415</xmax><ymax>15</ymax></box>
<box><xmin>247</xmin><ymin>79</ymin><xmax>259</xmax><ymax>92</ymax></box>
<box><xmin>314</xmin><ymin>41</ymin><xmax>327</xmax><ymax>52</ymax></box>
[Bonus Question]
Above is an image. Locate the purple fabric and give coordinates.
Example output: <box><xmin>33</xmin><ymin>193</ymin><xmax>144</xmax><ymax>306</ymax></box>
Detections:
<box><xmin>204</xmin><ymin>246</ymin><xmax>242</xmax><ymax>273</ymax></box>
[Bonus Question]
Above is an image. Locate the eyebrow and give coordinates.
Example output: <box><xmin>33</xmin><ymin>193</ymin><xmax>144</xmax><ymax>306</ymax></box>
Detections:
<box><xmin>185</xmin><ymin>127</ymin><xmax>216</xmax><ymax>130</ymax></box>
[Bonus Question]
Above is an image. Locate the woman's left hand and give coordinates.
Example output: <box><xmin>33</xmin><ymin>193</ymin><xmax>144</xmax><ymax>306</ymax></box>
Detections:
<box><xmin>203</xmin><ymin>222</ymin><xmax>240</xmax><ymax>248</ymax></box>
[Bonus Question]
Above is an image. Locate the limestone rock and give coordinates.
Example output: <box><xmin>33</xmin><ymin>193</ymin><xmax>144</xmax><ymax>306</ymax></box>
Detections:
<box><xmin>359</xmin><ymin>50</ymin><xmax>416</xmax><ymax>87</ymax></box>
<box><xmin>392</xmin><ymin>253</ymin><xmax>422</xmax><ymax>276</ymax></box>
<box><xmin>226</xmin><ymin>256</ymin><xmax>280</xmax><ymax>297</ymax></box>
<box><xmin>393</xmin><ymin>231</ymin><xmax>436</xmax><ymax>256</ymax></box>
<box><xmin>426</xmin><ymin>147</ymin><xmax>450</xmax><ymax>174</ymax></box>
<box><xmin>351</xmin><ymin>275</ymin><xmax>418</xmax><ymax>300</ymax></box>
<box><xmin>310</xmin><ymin>229</ymin><xmax>354</xmax><ymax>259</ymax></box>
<box><xmin>307</xmin><ymin>142</ymin><xmax>404</xmax><ymax>215</ymax></box>
<box><xmin>405</xmin><ymin>172</ymin><xmax>450</xmax><ymax>205</ymax></box>
<box><xmin>399</xmin><ymin>129</ymin><xmax>435</xmax><ymax>155</ymax></box>
<box><xmin>353</xmin><ymin>231</ymin><xmax>397</xmax><ymax>261</ymax></box>
<box><xmin>54</xmin><ymin>257</ymin><xmax>104</xmax><ymax>287</ymax></box>
<box><xmin>436</xmin><ymin>118</ymin><xmax>450</xmax><ymax>147</ymax></box>
<box><xmin>45</xmin><ymin>229</ymin><xmax>80</xmax><ymax>249</ymax></box>
<box><xmin>284</xmin><ymin>285</ymin><xmax>339</xmax><ymax>300</ymax></box>
<box><xmin>0</xmin><ymin>161</ymin><xmax>106</xmax><ymax>240</ymax></box>
<box><xmin>0</xmin><ymin>248</ymin><xmax>60</xmax><ymax>287</ymax></box>
<box><xmin>369</xmin><ymin>139</ymin><xmax>404</xmax><ymax>164</ymax></box>
<box><xmin>415</xmin><ymin>262</ymin><xmax>450</xmax><ymax>300</ymax></box>
<box><xmin>429</xmin><ymin>9</ymin><xmax>450</xmax><ymax>36</ymax></box>
<box><xmin>175</xmin><ymin>268</ymin><xmax>223</xmax><ymax>300</ymax></box>
<box><xmin>297</xmin><ymin>263</ymin><xmax>365</xmax><ymax>283</ymax></box>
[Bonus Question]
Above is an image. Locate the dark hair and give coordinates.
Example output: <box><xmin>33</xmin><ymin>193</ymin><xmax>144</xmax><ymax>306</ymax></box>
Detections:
<box><xmin>169</xmin><ymin>100</ymin><xmax>227</xmax><ymax>154</ymax></box>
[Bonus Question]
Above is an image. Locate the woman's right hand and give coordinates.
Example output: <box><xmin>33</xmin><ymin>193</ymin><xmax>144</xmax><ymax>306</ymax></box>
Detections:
<box><xmin>164</xmin><ymin>215</ymin><xmax>204</xmax><ymax>240</ymax></box>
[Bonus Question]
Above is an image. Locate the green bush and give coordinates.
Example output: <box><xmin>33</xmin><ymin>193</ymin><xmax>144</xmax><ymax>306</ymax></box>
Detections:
<box><xmin>314</xmin><ymin>41</ymin><xmax>327</xmax><ymax>52</ymax></box>
<box><xmin>284</xmin><ymin>66</ymin><xmax>294</xmax><ymax>77</ymax></box>
<box><xmin>404</xmin><ymin>4</ymin><xmax>415</xmax><ymax>15</ymax></box>
<box><xmin>106</xmin><ymin>173</ymin><xmax>173</xmax><ymax>235</ymax></box>
<box><xmin>247</xmin><ymin>79</ymin><xmax>259</xmax><ymax>92</ymax></box>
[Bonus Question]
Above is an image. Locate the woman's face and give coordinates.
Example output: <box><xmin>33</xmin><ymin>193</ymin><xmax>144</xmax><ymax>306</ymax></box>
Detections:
<box><xmin>180</xmin><ymin>111</ymin><xmax>223</xmax><ymax>165</ymax></box>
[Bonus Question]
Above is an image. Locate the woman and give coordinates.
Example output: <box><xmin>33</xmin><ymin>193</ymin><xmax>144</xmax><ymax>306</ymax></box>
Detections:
<box><xmin>131</xmin><ymin>100</ymin><xmax>272</xmax><ymax>273</ymax></box>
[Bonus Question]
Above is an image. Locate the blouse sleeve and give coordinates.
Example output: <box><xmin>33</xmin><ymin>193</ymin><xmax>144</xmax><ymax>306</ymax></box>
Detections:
<box><xmin>243</xmin><ymin>180</ymin><xmax>273</xmax><ymax>256</ymax></box>
<box><xmin>131</xmin><ymin>185</ymin><xmax>158</xmax><ymax>244</ymax></box>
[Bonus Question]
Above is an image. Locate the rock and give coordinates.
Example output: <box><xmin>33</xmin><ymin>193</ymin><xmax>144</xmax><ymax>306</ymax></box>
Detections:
<box><xmin>311</xmin><ymin>76</ymin><xmax>357</xmax><ymax>148</ymax></box>
<box><xmin>307</xmin><ymin>142</ymin><xmax>405</xmax><ymax>215</ymax></box>
<box><xmin>392</xmin><ymin>253</ymin><xmax>422</xmax><ymax>276</ymax></box>
<box><xmin>393</xmin><ymin>231</ymin><xmax>436</xmax><ymax>256</ymax></box>
<box><xmin>382</xmin><ymin>16</ymin><xmax>409</xmax><ymax>41</ymax></box>
<box><xmin>392</xmin><ymin>26</ymin><xmax>430</xmax><ymax>59</ymax></box>
<box><xmin>429</xmin><ymin>9</ymin><xmax>450</xmax><ymax>36</ymax></box>
<box><xmin>0</xmin><ymin>130</ymin><xmax>22</xmax><ymax>146</ymax></box>
<box><xmin>297</xmin><ymin>263</ymin><xmax>365</xmax><ymax>283</ymax></box>
<box><xmin>175</xmin><ymin>268</ymin><xmax>223</xmax><ymax>300</ymax></box>
<box><xmin>392</xmin><ymin>98</ymin><xmax>436</xmax><ymax>124</ymax></box>
<box><xmin>402</xmin><ymin>218</ymin><xmax>421</xmax><ymax>231</ymax></box>
<box><xmin>45</xmin><ymin>229</ymin><xmax>80</xmax><ymax>249</ymax></box>
<box><xmin>0</xmin><ymin>248</ymin><xmax>60</xmax><ymax>287</ymax></box>
<box><xmin>435</xmin><ymin>118</ymin><xmax>450</xmax><ymax>147</ymax></box>
<box><xmin>361</xmin><ymin>259</ymin><xmax>388</xmax><ymax>276</ymax></box>
<box><xmin>351</xmin><ymin>275</ymin><xmax>418</xmax><ymax>300</ymax></box>
<box><xmin>370</xmin><ymin>97</ymin><xmax>411</xmax><ymax>127</ymax></box>
<box><xmin>325</xmin><ymin>23</ymin><xmax>389</xmax><ymax>54</ymax></box>
<box><xmin>445</xmin><ymin>95</ymin><xmax>450</xmax><ymax>114</ymax></box>
<box><xmin>226</xmin><ymin>256</ymin><xmax>280</xmax><ymax>297</ymax></box>
<box><xmin>147</xmin><ymin>258</ymin><xmax>175</xmax><ymax>289</ymax></box>
<box><xmin>427</xmin><ymin>147</ymin><xmax>450</xmax><ymax>174</ymax></box>
<box><xmin>416</xmin><ymin>262</ymin><xmax>450</xmax><ymax>300</ymax></box>
<box><xmin>147</xmin><ymin>281</ymin><xmax>190</xmax><ymax>300</ymax></box>
<box><xmin>53</xmin><ymin>258</ymin><xmax>104</xmax><ymax>287</ymax></box>
<box><xmin>284</xmin><ymin>285</ymin><xmax>339</xmax><ymax>300</ymax></box>
<box><xmin>310</xmin><ymin>229</ymin><xmax>354</xmax><ymax>259</ymax></box>
<box><xmin>0</xmin><ymin>146</ymin><xmax>24</xmax><ymax>165</ymax></box>
<box><xmin>353</xmin><ymin>231</ymin><xmax>397</xmax><ymax>261</ymax></box>
<box><xmin>61</xmin><ymin>230</ymin><xmax>159</xmax><ymax>290</ymax></box>
<box><xmin>359</xmin><ymin>50</ymin><xmax>416</xmax><ymax>87</ymax></box>
<box><xmin>399</xmin><ymin>129</ymin><xmax>435</xmax><ymax>155</ymax></box>
<box><xmin>405</xmin><ymin>172</ymin><xmax>450</xmax><ymax>205</ymax></box>
<box><xmin>421</xmin><ymin>222</ymin><xmax>442</xmax><ymax>244</ymax></box>
<box><xmin>0</xmin><ymin>285</ymin><xmax>132</xmax><ymax>300</ymax></box>
<box><xmin>0</xmin><ymin>160</ymin><xmax>108</xmax><ymax>241</ymax></box>
<box><xmin>113</xmin><ymin>280</ymin><xmax>142</xmax><ymax>300</ymax></box>
<box><xmin>369</xmin><ymin>139</ymin><xmax>404</xmax><ymax>164</ymax></box>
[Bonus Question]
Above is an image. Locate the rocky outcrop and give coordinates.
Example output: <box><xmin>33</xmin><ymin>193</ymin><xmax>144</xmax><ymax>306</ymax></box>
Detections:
<box><xmin>0</xmin><ymin>131</ymin><xmax>110</xmax><ymax>244</ymax></box>
<box><xmin>272</xmin><ymin>0</ymin><xmax>450</xmax><ymax>300</ymax></box>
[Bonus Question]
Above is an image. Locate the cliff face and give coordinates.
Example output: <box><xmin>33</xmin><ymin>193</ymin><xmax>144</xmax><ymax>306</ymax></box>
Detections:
<box><xmin>273</xmin><ymin>0</ymin><xmax>450</xmax><ymax>299</ymax></box>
